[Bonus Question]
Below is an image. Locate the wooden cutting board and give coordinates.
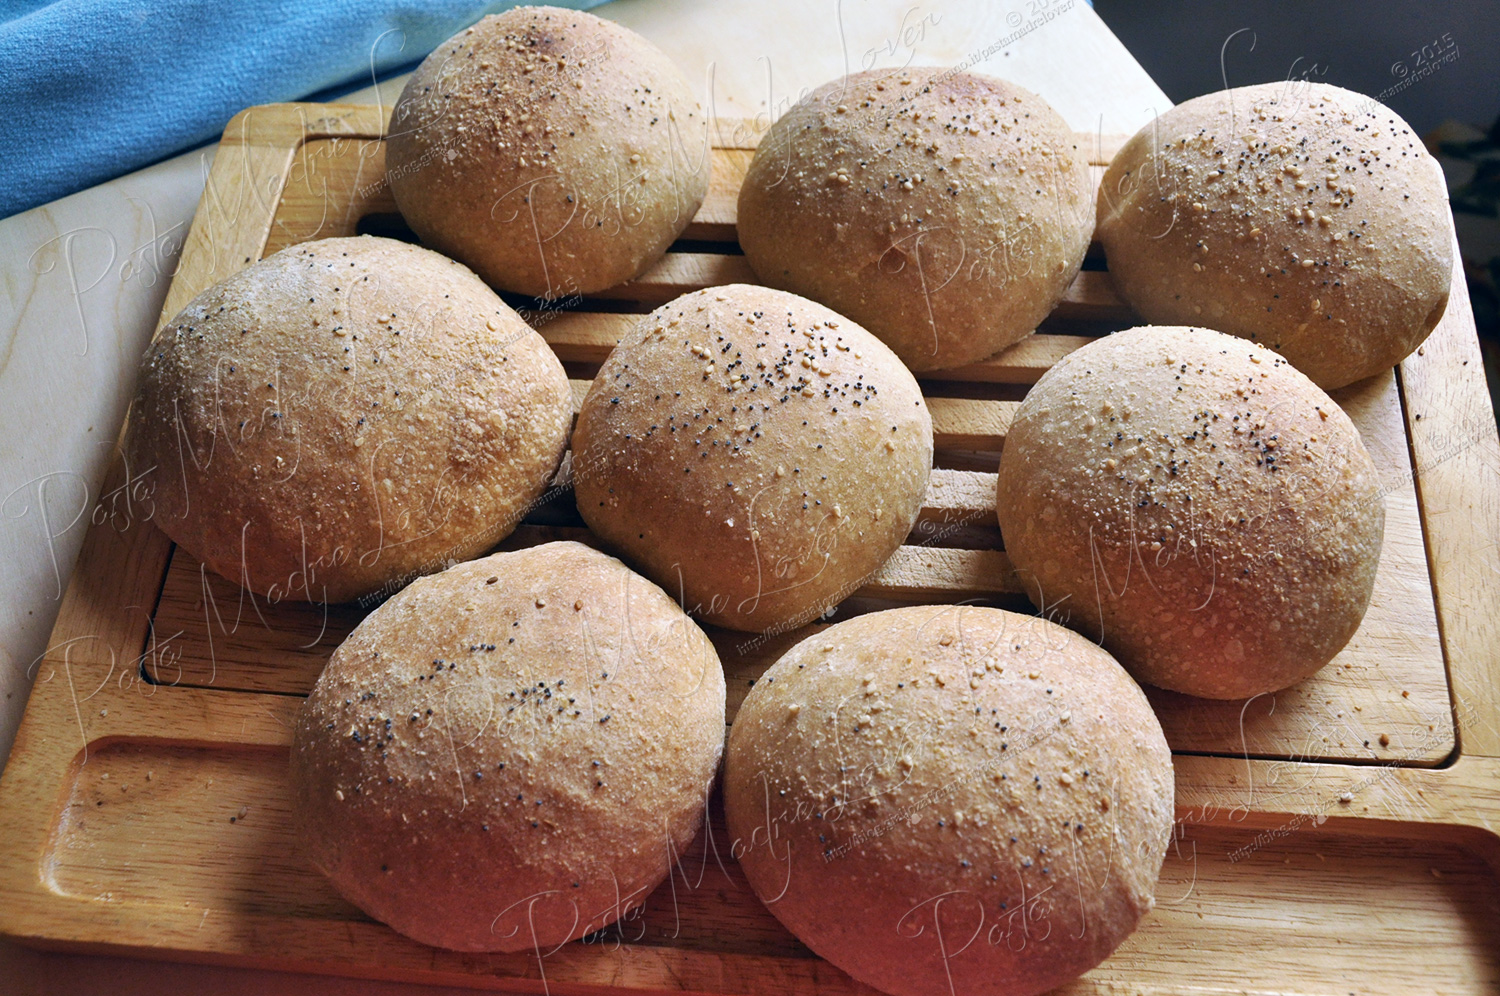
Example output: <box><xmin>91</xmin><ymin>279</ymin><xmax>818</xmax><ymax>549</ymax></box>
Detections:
<box><xmin>0</xmin><ymin>102</ymin><xmax>1497</xmax><ymax>994</ymax></box>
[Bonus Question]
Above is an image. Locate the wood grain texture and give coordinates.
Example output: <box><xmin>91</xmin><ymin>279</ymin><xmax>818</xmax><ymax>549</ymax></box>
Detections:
<box><xmin>1398</xmin><ymin>237</ymin><xmax>1500</xmax><ymax>758</ymax></box>
<box><xmin>1</xmin><ymin>667</ymin><xmax>1496</xmax><ymax>994</ymax></box>
<box><xmin>530</xmin><ymin>311</ymin><xmax>1094</xmax><ymax>385</ymax></box>
<box><xmin>589</xmin><ymin>256</ymin><xmax>1127</xmax><ymax>319</ymax></box>
<box><xmin>2</xmin><ymin>101</ymin><xmax>1497</xmax><ymax>994</ymax></box>
<box><xmin>36</xmin><ymin>101</ymin><xmax>319</xmax><ymax>678</ymax></box>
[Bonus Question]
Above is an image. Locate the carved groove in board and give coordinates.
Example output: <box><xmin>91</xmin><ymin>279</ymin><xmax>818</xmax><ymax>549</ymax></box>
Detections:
<box><xmin>11</xmin><ymin>660</ymin><xmax>1497</xmax><ymax>993</ymax></box>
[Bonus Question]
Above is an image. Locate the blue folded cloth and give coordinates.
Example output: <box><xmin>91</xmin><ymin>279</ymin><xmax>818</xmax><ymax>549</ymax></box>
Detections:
<box><xmin>0</xmin><ymin>0</ymin><xmax>610</xmax><ymax>218</ymax></box>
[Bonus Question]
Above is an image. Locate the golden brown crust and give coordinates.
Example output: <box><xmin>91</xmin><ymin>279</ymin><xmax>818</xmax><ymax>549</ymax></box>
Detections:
<box><xmin>737</xmin><ymin>69</ymin><xmax>1093</xmax><ymax>372</ymax></box>
<box><xmin>1096</xmin><ymin>81</ymin><xmax>1453</xmax><ymax>389</ymax></box>
<box><xmin>387</xmin><ymin>5</ymin><xmax>710</xmax><ymax>297</ymax></box>
<box><xmin>724</xmin><ymin>605</ymin><xmax>1172</xmax><ymax>996</ymax></box>
<box><xmin>125</xmin><ymin>235</ymin><xmax>571</xmax><ymax>604</ymax></box>
<box><xmin>571</xmin><ymin>284</ymin><xmax>933</xmax><ymax>633</ymax></box>
<box><xmin>290</xmin><ymin>541</ymin><xmax>726</xmax><ymax>952</ymax></box>
<box><xmin>995</xmin><ymin>325</ymin><xmax>1383</xmax><ymax>699</ymax></box>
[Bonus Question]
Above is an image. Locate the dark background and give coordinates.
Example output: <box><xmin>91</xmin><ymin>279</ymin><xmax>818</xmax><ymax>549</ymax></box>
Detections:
<box><xmin>1093</xmin><ymin>1</ymin><xmax>1497</xmax><ymax>136</ymax></box>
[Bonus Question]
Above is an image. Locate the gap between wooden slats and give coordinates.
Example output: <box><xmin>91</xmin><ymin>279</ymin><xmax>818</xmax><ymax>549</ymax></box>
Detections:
<box><xmin>563</xmin><ymin>379</ymin><xmax>1016</xmax><ymax>452</ymax></box>
<box><xmin>273</xmin><ymin>138</ymin><xmax>1138</xmax><ymax>334</ymax></box>
<box><xmin>587</xmin><ymin>256</ymin><xmax>1126</xmax><ymax>318</ymax></box>
<box><xmin>143</xmin><ymin>539</ymin><xmax>1022</xmax><ymax>703</ymax></box>
<box><xmin>537</xmin><ymin>312</ymin><xmax>1095</xmax><ymax>384</ymax></box>
<box><xmin>284</xmin><ymin>135</ymin><xmax>1129</xmax><ymax>248</ymax></box>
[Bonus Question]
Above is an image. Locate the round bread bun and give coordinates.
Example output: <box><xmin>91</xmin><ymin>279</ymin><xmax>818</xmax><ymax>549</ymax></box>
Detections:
<box><xmin>1096</xmin><ymin>81</ymin><xmax>1453</xmax><ymax>390</ymax></box>
<box><xmin>290</xmin><ymin>541</ymin><xmax>726</xmax><ymax>952</ymax></box>
<box><xmin>996</xmin><ymin>325</ymin><xmax>1383</xmax><ymax>699</ymax></box>
<box><xmin>386</xmin><ymin>6</ymin><xmax>710</xmax><ymax>298</ymax></box>
<box><xmin>724</xmin><ymin>604</ymin><xmax>1173</xmax><ymax>996</ymax></box>
<box><xmin>737</xmin><ymin>69</ymin><xmax>1093</xmax><ymax>372</ymax></box>
<box><xmin>125</xmin><ymin>235</ymin><xmax>571</xmax><ymax>604</ymax></box>
<box><xmin>572</xmin><ymin>284</ymin><xmax>933</xmax><ymax>633</ymax></box>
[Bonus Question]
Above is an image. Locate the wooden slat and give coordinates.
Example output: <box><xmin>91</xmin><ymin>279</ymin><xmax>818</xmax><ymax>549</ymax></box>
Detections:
<box><xmin>1399</xmin><ymin>237</ymin><xmax>1500</xmax><ymax>758</ymax></box>
<box><xmin>683</xmin><ymin>147</ymin><xmax>753</xmax><ymax>242</ymax></box>
<box><xmin>592</xmin><ymin>254</ymin><xmax>1130</xmax><ymax>320</ymax></box>
<box><xmin>925</xmin><ymin>333</ymin><xmax>1095</xmax><ymax>384</ymax></box>
<box><xmin>535</xmin><ymin>311</ymin><xmax>636</xmax><ymax>363</ymax></box>
<box><xmin>136</xmin><ymin>467</ymin><xmax>1011</xmax><ymax>699</ymax></box>
<box><xmin>864</xmin><ymin>545</ymin><xmax>1014</xmax><ymax>598</ymax></box>
<box><xmin>265</xmin><ymin>141</ymin><xmax>763</xmax><ymax>257</ymax></box>
<box><xmin>592</xmin><ymin>251</ymin><xmax>758</xmax><ymax>302</ymax></box>
<box><xmin>927</xmin><ymin>397</ymin><xmax>1015</xmax><ymax>451</ymax></box>
<box><xmin>569</xmin><ymin>378</ymin><xmax>592</xmax><ymax>412</ymax></box>
<box><xmin>141</xmin><ymin>538</ymin><xmax>1022</xmax><ymax>701</ymax></box>
<box><xmin>919</xmin><ymin>466</ymin><xmax>997</xmax><ymax>522</ymax></box>
<box><xmin>563</xmin><ymin>379</ymin><xmax>1018</xmax><ymax>452</ymax></box>
<box><xmin>262</xmin><ymin>117</ymin><xmax>1126</xmax><ymax>255</ymax></box>
<box><xmin>139</xmin><ymin>373</ymin><xmax>1453</xmax><ymax>766</ymax></box>
<box><xmin>538</xmin><ymin>312</ymin><xmax>1097</xmax><ymax>386</ymax></box>
<box><xmin>258</xmin><ymin>127</ymin><xmax>1138</xmax><ymax>332</ymax></box>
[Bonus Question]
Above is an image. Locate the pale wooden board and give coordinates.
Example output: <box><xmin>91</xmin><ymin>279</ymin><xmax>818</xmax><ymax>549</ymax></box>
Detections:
<box><xmin>0</xmin><ymin>665</ymin><xmax>1495</xmax><ymax>994</ymax></box>
<box><xmin>3</xmin><ymin>101</ymin><xmax>1499</xmax><ymax>995</ymax></box>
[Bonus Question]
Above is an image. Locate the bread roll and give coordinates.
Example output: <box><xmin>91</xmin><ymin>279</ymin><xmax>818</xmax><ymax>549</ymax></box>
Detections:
<box><xmin>725</xmin><ymin>605</ymin><xmax>1172</xmax><ymax>996</ymax></box>
<box><xmin>386</xmin><ymin>6</ymin><xmax>710</xmax><ymax>298</ymax></box>
<box><xmin>1096</xmin><ymin>81</ymin><xmax>1453</xmax><ymax>389</ymax></box>
<box><xmin>737</xmin><ymin>69</ymin><xmax>1093</xmax><ymax>372</ymax></box>
<box><xmin>291</xmin><ymin>541</ymin><xmax>726</xmax><ymax>952</ymax></box>
<box><xmin>996</xmin><ymin>325</ymin><xmax>1383</xmax><ymax>699</ymax></box>
<box><xmin>125</xmin><ymin>235</ymin><xmax>571</xmax><ymax>604</ymax></box>
<box><xmin>572</xmin><ymin>284</ymin><xmax>933</xmax><ymax>633</ymax></box>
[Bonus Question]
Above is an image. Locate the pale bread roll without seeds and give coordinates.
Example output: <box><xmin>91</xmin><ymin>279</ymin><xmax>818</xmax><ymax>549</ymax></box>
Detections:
<box><xmin>291</xmin><ymin>541</ymin><xmax>726</xmax><ymax>952</ymax></box>
<box><xmin>387</xmin><ymin>6</ymin><xmax>710</xmax><ymax>298</ymax></box>
<box><xmin>125</xmin><ymin>235</ymin><xmax>571</xmax><ymax>604</ymax></box>
<box><xmin>737</xmin><ymin>69</ymin><xmax>1094</xmax><ymax>372</ymax></box>
<box><xmin>725</xmin><ymin>605</ymin><xmax>1173</xmax><ymax>996</ymax></box>
<box><xmin>995</xmin><ymin>325</ymin><xmax>1383</xmax><ymax>699</ymax></box>
<box><xmin>1096</xmin><ymin>81</ymin><xmax>1453</xmax><ymax>389</ymax></box>
<box><xmin>572</xmin><ymin>284</ymin><xmax>933</xmax><ymax>633</ymax></box>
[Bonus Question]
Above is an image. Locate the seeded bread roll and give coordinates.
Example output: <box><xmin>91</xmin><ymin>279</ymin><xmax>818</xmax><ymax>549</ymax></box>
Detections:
<box><xmin>725</xmin><ymin>605</ymin><xmax>1173</xmax><ymax>996</ymax></box>
<box><xmin>291</xmin><ymin>541</ymin><xmax>726</xmax><ymax>952</ymax></box>
<box><xmin>572</xmin><ymin>284</ymin><xmax>933</xmax><ymax>633</ymax></box>
<box><xmin>1096</xmin><ymin>81</ymin><xmax>1453</xmax><ymax>389</ymax></box>
<box><xmin>386</xmin><ymin>6</ymin><xmax>710</xmax><ymax>298</ymax></box>
<box><xmin>737</xmin><ymin>69</ymin><xmax>1094</xmax><ymax>372</ymax></box>
<box><xmin>996</xmin><ymin>325</ymin><xmax>1383</xmax><ymax>699</ymax></box>
<box><xmin>125</xmin><ymin>235</ymin><xmax>571</xmax><ymax>604</ymax></box>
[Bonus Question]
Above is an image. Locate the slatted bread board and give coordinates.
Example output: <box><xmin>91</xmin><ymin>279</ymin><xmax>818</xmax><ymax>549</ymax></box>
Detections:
<box><xmin>1</xmin><ymin>102</ymin><xmax>1497</xmax><ymax>993</ymax></box>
